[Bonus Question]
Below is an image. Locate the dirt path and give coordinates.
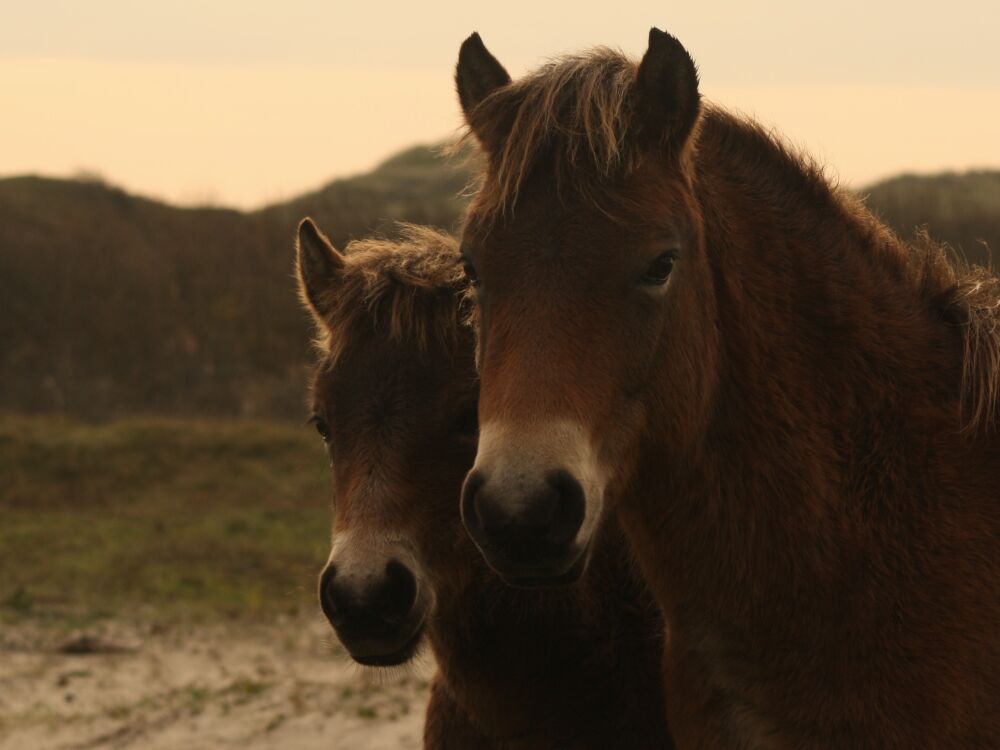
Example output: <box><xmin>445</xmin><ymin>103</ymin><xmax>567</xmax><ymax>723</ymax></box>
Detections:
<box><xmin>0</xmin><ymin>615</ymin><xmax>433</xmax><ymax>749</ymax></box>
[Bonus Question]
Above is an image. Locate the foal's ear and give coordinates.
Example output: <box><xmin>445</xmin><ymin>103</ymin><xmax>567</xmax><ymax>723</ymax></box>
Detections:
<box><xmin>634</xmin><ymin>28</ymin><xmax>701</xmax><ymax>154</ymax></box>
<box><xmin>455</xmin><ymin>32</ymin><xmax>511</xmax><ymax>119</ymax></box>
<box><xmin>296</xmin><ymin>217</ymin><xmax>345</xmax><ymax>320</ymax></box>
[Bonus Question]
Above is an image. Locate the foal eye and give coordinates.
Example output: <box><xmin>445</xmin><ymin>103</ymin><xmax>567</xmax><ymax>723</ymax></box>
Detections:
<box><xmin>310</xmin><ymin>414</ymin><xmax>331</xmax><ymax>442</ymax></box>
<box><xmin>461</xmin><ymin>258</ymin><xmax>480</xmax><ymax>287</ymax></box>
<box><xmin>641</xmin><ymin>252</ymin><xmax>676</xmax><ymax>285</ymax></box>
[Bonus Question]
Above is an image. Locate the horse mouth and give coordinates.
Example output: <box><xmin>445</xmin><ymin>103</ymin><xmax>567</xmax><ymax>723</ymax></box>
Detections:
<box><xmin>496</xmin><ymin>547</ymin><xmax>590</xmax><ymax>589</ymax></box>
<box><xmin>346</xmin><ymin>622</ymin><xmax>426</xmax><ymax>667</ymax></box>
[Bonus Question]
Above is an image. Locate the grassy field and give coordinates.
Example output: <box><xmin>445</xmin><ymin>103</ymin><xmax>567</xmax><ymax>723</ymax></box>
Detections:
<box><xmin>0</xmin><ymin>414</ymin><xmax>333</xmax><ymax>625</ymax></box>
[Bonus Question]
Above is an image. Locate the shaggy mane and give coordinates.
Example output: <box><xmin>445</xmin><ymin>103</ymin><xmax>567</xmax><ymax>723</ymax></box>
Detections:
<box><xmin>911</xmin><ymin>235</ymin><xmax>1000</xmax><ymax>433</ymax></box>
<box><xmin>957</xmin><ymin>269</ymin><xmax>1000</xmax><ymax>433</ymax></box>
<box><xmin>310</xmin><ymin>225</ymin><xmax>467</xmax><ymax>364</ymax></box>
<box><xmin>460</xmin><ymin>48</ymin><xmax>642</xmax><ymax>216</ymax></box>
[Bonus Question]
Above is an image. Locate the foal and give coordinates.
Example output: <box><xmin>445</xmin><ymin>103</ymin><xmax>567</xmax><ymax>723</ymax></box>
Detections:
<box><xmin>295</xmin><ymin>219</ymin><xmax>671</xmax><ymax>749</ymax></box>
<box><xmin>454</xmin><ymin>30</ymin><xmax>1000</xmax><ymax>748</ymax></box>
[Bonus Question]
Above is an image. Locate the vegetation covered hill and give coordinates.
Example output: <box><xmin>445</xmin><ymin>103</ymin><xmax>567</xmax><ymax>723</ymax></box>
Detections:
<box><xmin>863</xmin><ymin>170</ymin><xmax>999</xmax><ymax>268</ymax></box>
<box><xmin>0</xmin><ymin>146</ymin><xmax>470</xmax><ymax>419</ymax></box>
<box><xmin>0</xmin><ymin>149</ymin><xmax>996</xmax><ymax>420</ymax></box>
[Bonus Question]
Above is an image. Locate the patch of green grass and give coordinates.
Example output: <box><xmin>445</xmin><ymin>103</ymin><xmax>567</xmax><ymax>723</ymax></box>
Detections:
<box><xmin>106</xmin><ymin>704</ymin><xmax>132</xmax><ymax>721</ymax></box>
<box><xmin>223</xmin><ymin>678</ymin><xmax>272</xmax><ymax>706</ymax></box>
<box><xmin>183</xmin><ymin>686</ymin><xmax>212</xmax><ymax>716</ymax></box>
<box><xmin>0</xmin><ymin>415</ymin><xmax>332</xmax><ymax>622</ymax></box>
<box><xmin>265</xmin><ymin>713</ymin><xmax>287</xmax><ymax>732</ymax></box>
<box><xmin>2</xmin><ymin>587</ymin><xmax>33</xmax><ymax>614</ymax></box>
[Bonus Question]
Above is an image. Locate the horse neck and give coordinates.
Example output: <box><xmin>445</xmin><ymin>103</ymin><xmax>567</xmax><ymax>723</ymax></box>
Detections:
<box><xmin>427</xmin><ymin>528</ymin><xmax>664</xmax><ymax>744</ymax></box>
<box><xmin>630</xmin><ymin>110</ymin><xmax>964</xmax><ymax>627</ymax></box>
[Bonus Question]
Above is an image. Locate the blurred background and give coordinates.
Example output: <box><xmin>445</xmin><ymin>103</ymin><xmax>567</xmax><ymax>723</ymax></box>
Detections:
<box><xmin>1</xmin><ymin>2</ymin><xmax>997</xmax><ymax>748</ymax></box>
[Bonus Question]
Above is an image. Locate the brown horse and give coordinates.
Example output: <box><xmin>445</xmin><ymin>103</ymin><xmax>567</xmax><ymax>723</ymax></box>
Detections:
<box><xmin>294</xmin><ymin>218</ymin><xmax>672</xmax><ymax>749</ymax></box>
<box><xmin>453</xmin><ymin>29</ymin><xmax>1000</xmax><ymax>749</ymax></box>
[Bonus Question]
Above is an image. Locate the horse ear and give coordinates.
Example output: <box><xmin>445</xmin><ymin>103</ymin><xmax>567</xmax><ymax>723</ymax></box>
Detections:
<box><xmin>455</xmin><ymin>32</ymin><xmax>511</xmax><ymax>119</ymax></box>
<box><xmin>296</xmin><ymin>217</ymin><xmax>345</xmax><ymax>320</ymax></box>
<box><xmin>634</xmin><ymin>28</ymin><xmax>700</xmax><ymax>154</ymax></box>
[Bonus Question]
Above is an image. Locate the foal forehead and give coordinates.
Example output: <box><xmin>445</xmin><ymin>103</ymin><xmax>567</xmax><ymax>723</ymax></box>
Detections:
<box><xmin>314</xmin><ymin>334</ymin><xmax>463</xmax><ymax>415</ymax></box>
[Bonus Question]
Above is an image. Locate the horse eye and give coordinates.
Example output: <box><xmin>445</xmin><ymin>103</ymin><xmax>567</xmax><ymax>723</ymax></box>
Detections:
<box><xmin>310</xmin><ymin>414</ymin><xmax>331</xmax><ymax>442</ymax></box>
<box><xmin>461</xmin><ymin>258</ymin><xmax>480</xmax><ymax>287</ymax></box>
<box><xmin>641</xmin><ymin>252</ymin><xmax>676</xmax><ymax>285</ymax></box>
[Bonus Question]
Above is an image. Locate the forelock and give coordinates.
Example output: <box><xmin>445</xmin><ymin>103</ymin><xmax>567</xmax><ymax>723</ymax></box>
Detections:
<box><xmin>312</xmin><ymin>225</ymin><xmax>469</xmax><ymax>365</ymax></box>
<box><xmin>461</xmin><ymin>48</ymin><xmax>644</xmax><ymax>219</ymax></box>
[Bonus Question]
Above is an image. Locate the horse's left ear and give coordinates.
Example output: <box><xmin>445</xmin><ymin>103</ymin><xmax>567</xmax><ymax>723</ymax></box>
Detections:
<box><xmin>296</xmin><ymin>217</ymin><xmax>345</xmax><ymax>321</ymax></box>
<box><xmin>634</xmin><ymin>28</ymin><xmax>701</xmax><ymax>154</ymax></box>
<box><xmin>455</xmin><ymin>32</ymin><xmax>511</xmax><ymax>119</ymax></box>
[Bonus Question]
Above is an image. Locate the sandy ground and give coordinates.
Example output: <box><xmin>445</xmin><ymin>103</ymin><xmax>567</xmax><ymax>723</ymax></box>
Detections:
<box><xmin>0</xmin><ymin>615</ymin><xmax>434</xmax><ymax>750</ymax></box>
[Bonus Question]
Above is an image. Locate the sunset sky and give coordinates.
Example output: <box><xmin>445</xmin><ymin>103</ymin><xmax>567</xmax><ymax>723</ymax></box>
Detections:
<box><xmin>2</xmin><ymin>0</ymin><xmax>997</xmax><ymax>208</ymax></box>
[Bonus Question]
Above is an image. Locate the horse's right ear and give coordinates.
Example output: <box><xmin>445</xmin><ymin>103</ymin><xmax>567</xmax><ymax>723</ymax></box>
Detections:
<box><xmin>634</xmin><ymin>28</ymin><xmax>701</xmax><ymax>155</ymax></box>
<box><xmin>296</xmin><ymin>217</ymin><xmax>345</xmax><ymax>320</ymax></box>
<box><xmin>455</xmin><ymin>32</ymin><xmax>511</xmax><ymax>119</ymax></box>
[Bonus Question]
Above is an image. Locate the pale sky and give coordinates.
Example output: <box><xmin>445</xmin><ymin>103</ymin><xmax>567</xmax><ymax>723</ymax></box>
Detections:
<box><xmin>2</xmin><ymin>1</ymin><xmax>998</xmax><ymax>208</ymax></box>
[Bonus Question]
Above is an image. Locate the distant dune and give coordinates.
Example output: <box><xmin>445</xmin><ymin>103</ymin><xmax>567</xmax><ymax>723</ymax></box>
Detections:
<box><xmin>0</xmin><ymin>146</ymin><xmax>995</xmax><ymax>420</ymax></box>
<box><xmin>862</xmin><ymin>170</ymin><xmax>999</xmax><ymax>269</ymax></box>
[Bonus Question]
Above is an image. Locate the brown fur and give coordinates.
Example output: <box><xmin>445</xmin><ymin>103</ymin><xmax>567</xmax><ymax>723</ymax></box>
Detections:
<box><xmin>457</xmin><ymin>33</ymin><xmax>1000</xmax><ymax>749</ymax></box>
<box><xmin>297</xmin><ymin>221</ymin><xmax>673</xmax><ymax>748</ymax></box>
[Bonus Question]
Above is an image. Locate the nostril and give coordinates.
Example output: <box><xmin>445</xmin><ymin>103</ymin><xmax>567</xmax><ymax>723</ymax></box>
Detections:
<box><xmin>462</xmin><ymin>470</ymin><xmax>487</xmax><ymax>531</ymax></box>
<box><xmin>545</xmin><ymin>470</ymin><xmax>586</xmax><ymax>546</ymax></box>
<box><xmin>473</xmin><ymin>481</ymin><xmax>561</xmax><ymax>561</ymax></box>
<box><xmin>380</xmin><ymin>560</ymin><xmax>418</xmax><ymax>624</ymax></box>
<box><xmin>462</xmin><ymin>467</ymin><xmax>587</xmax><ymax>569</ymax></box>
<box><xmin>319</xmin><ymin>560</ymin><xmax>419</xmax><ymax>636</ymax></box>
<box><xmin>319</xmin><ymin>564</ymin><xmax>343</xmax><ymax>622</ymax></box>
<box><xmin>475</xmin><ymin>487</ymin><xmax>513</xmax><ymax>534</ymax></box>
